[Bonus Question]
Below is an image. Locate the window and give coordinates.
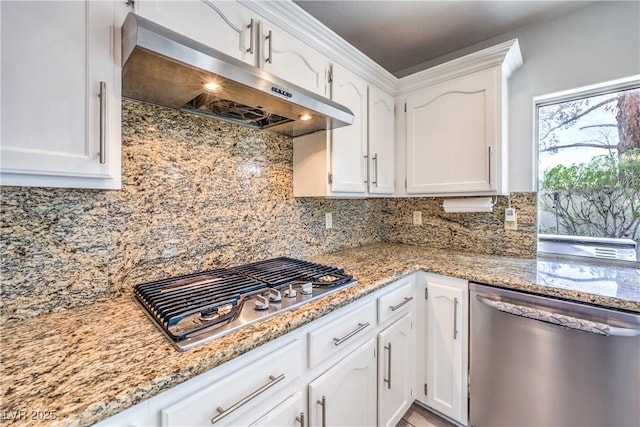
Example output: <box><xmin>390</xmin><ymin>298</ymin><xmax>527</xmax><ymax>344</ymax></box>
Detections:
<box><xmin>536</xmin><ymin>78</ymin><xmax>640</xmax><ymax>263</ymax></box>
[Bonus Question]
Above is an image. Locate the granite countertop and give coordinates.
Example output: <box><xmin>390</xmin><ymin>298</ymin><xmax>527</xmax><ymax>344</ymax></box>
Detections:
<box><xmin>1</xmin><ymin>243</ymin><xmax>638</xmax><ymax>426</ymax></box>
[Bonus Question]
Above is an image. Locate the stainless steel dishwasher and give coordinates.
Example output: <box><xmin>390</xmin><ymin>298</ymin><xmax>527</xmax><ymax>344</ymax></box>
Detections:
<box><xmin>469</xmin><ymin>283</ymin><xmax>640</xmax><ymax>427</ymax></box>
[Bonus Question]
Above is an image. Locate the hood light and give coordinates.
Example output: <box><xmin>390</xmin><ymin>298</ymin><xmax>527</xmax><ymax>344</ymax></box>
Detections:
<box><xmin>203</xmin><ymin>82</ymin><xmax>222</xmax><ymax>93</ymax></box>
<box><xmin>299</xmin><ymin>113</ymin><xmax>313</xmax><ymax>121</ymax></box>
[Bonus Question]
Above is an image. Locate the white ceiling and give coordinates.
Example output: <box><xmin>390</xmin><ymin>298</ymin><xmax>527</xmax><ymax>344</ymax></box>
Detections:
<box><xmin>293</xmin><ymin>1</ymin><xmax>596</xmax><ymax>76</ymax></box>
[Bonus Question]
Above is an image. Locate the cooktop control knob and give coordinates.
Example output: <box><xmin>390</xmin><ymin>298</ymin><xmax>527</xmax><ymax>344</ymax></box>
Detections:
<box><xmin>301</xmin><ymin>283</ymin><xmax>313</xmax><ymax>295</ymax></box>
<box><xmin>284</xmin><ymin>284</ymin><xmax>297</xmax><ymax>298</ymax></box>
<box><xmin>268</xmin><ymin>288</ymin><xmax>282</xmax><ymax>302</ymax></box>
<box><xmin>254</xmin><ymin>295</ymin><xmax>269</xmax><ymax>310</ymax></box>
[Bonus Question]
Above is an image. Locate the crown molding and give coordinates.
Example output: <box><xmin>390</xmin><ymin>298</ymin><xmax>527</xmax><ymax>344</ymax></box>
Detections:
<box><xmin>396</xmin><ymin>39</ymin><xmax>522</xmax><ymax>96</ymax></box>
<box><xmin>240</xmin><ymin>0</ymin><xmax>398</xmax><ymax>93</ymax></box>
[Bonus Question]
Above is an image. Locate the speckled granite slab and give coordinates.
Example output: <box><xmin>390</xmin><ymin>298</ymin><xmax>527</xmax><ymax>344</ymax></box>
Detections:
<box><xmin>381</xmin><ymin>193</ymin><xmax>537</xmax><ymax>258</ymax></box>
<box><xmin>0</xmin><ymin>100</ymin><xmax>382</xmax><ymax>323</ymax></box>
<box><xmin>1</xmin><ymin>243</ymin><xmax>638</xmax><ymax>426</ymax></box>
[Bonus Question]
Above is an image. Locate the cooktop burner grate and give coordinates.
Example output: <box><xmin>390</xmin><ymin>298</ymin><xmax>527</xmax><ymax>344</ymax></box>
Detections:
<box><xmin>133</xmin><ymin>257</ymin><xmax>355</xmax><ymax>350</ymax></box>
<box><xmin>231</xmin><ymin>257</ymin><xmax>352</xmax><ymax>287</ymax></box>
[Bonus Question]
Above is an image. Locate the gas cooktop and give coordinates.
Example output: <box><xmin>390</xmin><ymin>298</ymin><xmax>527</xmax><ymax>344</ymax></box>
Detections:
<box><xmin>133</xmin><ymin>257</ymin><xmax>356</xmax><ymax>351</ymax></box>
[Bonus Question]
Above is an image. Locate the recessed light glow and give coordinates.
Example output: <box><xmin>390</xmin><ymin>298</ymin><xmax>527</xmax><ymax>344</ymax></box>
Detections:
<box><xmin>203</xmin><ymin>82</ymin><xmax>222</xmax><ymax>93</ymax></box>
<box><xmin>299</xmin><ymin>113</ymin><xmax>313</xmax><ymax>121</ymax></box>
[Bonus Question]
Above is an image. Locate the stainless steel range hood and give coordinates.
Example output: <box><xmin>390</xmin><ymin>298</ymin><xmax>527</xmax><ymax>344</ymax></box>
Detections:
<box><xmin>121</xmin><ymin>13</ymin><xmax>353</xmax><ymax>137</ymax></box>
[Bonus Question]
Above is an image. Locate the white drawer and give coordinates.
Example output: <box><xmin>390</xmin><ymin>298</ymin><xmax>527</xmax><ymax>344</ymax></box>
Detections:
<box><xmin>308</xmin><ymin>302</ymin><xmax>376</xmax><ymax>368</ymax></box>
<box><xmin>377</xmin><ymin>280</ymin><xmax>414</xmax><ymax>325</ymax></box>
<box><xmin>161</xmin><ymin>339</ymin><xmax>302</xmax><ymax>426</ymax></box>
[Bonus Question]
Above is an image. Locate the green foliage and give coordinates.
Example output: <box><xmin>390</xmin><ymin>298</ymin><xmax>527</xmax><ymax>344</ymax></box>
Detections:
<box><xmin>540</xmin><ymin>149</ymin><xmax>640</xmax><ymax>240</ymax></box>
<box><xmin>541</xmin><ymin>149</ymin><xmax>640</xmax><ymax>192</ymax></box>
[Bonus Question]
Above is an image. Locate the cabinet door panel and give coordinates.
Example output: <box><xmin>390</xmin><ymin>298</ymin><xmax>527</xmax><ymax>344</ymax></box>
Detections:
<box><xmin>330</xmin><ymin>64</ymin><xmax>367</xmax><ymax>194</ymax></box>
<box><xmin>135</xmin><ymin>0</ymin><xmax>255</xmax><ymax>65</ymax></box>
<box><xmin>250</xmin><ymin>392</ymin><xmax>304</xmax><ymax>427</ymax></box>
<box><xmin>406</xmin><ymin>69</ymin><xmax>498</xmax><ymax>194</ymax></box>
<box><xmin>368</xmin><ymin>86</ymin><xmax>395</xmax><ymax>194</ymax></box>
<box><xmin>261</xmin><ymin>22</ymin><xmax>328</xmax><ymax>96</ymax></box>
<box><xmin>425</xmin><ymin>276</ymin><xmax>468</xmax><ymax>424</ymax></box>
<box><xmin>378</xmin><ymin>313</ymin><xmax>413</xmax><ymax>427</ymax></box>
<box><xmin>309</xmin><ymin>339</ymin><xmax>377</xmax><ymax>426</ymax></box>
<box><xmin>1</xmin><ymin>1</ymin><xmax>120</xmax><ymax>188</ymax></box>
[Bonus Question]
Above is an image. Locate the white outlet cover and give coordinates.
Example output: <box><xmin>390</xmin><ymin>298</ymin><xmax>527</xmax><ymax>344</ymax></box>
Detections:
<box><xmin>325</xmin><ymin>212</ymin><xmax>333</xmax><ymax>229</ymax></box>
<box><xmin>413</xmin><ymin>211</ymin><xmax>422</xmax><ymax>225</ymax></box>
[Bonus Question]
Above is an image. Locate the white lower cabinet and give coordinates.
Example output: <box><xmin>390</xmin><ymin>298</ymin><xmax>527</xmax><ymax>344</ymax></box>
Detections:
<box><xmin>378</xmin><ymin>313</ymin><xmax>413</xmax><ymax>427</ymax></box>
<box><xmin>417</xmin><ymin>273</ymin><xmax>469</xmax><ymax>425</ymax></box>
<box><xmin>308</xmin><ymin>338</ymin><xmax>377</xmax><ymax>427</ymax></box>
<box><xmin>94</xmin><ymin>273</ymin><xmax>474</xmax><ymax>427</ymax></box>
<box><xmin>160</xmin><ymin>339</ymin><xmax>302</xmax><ymax>426</ymax></box>
<box><xmin>249</xmin><ymin>392</ymin><xmax>305</xmax><ymax>427</ymax></box>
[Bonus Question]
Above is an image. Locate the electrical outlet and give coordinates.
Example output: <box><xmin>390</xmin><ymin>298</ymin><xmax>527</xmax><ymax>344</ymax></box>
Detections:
<box><xmin>505</xmin><ymin>208</ymin><xmax>518</xmax><ymax>230</ymax></box>
<box><xmin>413</xmin><ymin>211</ymin><xmax>422</xmax><ymax>225</ymax></box>
<box><xmin>325</xmin><ymin>212</ymin><xmax>333</xmax><ymax>229</ymax></box>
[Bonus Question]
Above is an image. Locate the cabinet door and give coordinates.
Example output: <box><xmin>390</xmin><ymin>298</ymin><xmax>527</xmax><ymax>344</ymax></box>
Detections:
<box><xmin>0</xmin><ymin>1</ymin><xmax>121</xmax><ymax>189</ymax></box>
<box><xmin>250</xmin><ymin>392</ymin><xmax>304</xmax><ymax>427</ymax></box>
<box><xmin>329</xmin><ymin>64</ymin><xmax>368</xmax><ymax>194</ymax></box>
<box><xmin>135</xmin><ymin>0</ymin><xmax>256</xmax><ymax>65</ymax></box>
<box><xmin>378</xmin><ymin>313</ymin><xmax>413</xmax><ymax>427</ymax></box>
<box><xmin>368</xmin><ymin>86</ymin><xmax>395</xmax><ymax>195</ymax></box>
<box><xmin>405</xmin><ymin>69</ymin><xmax>499</xmax><ymax>195</ymax></box>
<box><xmin>424</xmin><ymin>275</ymin><xmax>468</xmax><ymax>424</ymax></box>
<box><xmin>260</xmin><ymin>21</ymin><xmax>328</xmax><ymax>96</ymax></box>
<box><xmin>309</xmin><ymin>339</ymin><xmax>377</xmax><ymax>427</ymax></box>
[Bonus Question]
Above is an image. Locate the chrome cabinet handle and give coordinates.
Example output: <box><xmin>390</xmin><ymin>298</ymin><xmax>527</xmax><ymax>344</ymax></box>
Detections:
<box><xmin>265</xmin><ymin>30</ymin><xmax>273</xmax><ymax>63</ymax></box>
<box><xmin>372</xmin><ymin>153</ymin><xmax>378</xmax><ymax>186</ymax></box>
<box><xmin>211</xmin><ymin>373</ymin><xmax>285</xmax><ymax>424</ymax></box>
<box><xmin>476</xmin><ymin>295</ymin><xmax>640</xmax><ymax>337</ymax></box>
<box><xmin>296</xmin><ymin>412</ymin><xmax>305</xmax><ymax>427</ymax></box>
<box><xmin>453</xmin><ymin>297</ymin><xmax>458</xmax><ymax>340</ymax></box>
<box><xmin>389</xmin><ymin>296</ymin><xmax>413</xmax><ymax>312</ymax></box>
<box><xmin>333</xmin><ymin>322</ymin><xmax>370</xmax><ymax>346</ymax></box>
<box><xmin>246</xmin><ymin>19</ymin><xmax>254</xmax><ymax>54</ymax></box>
<box><xmin>488</xmin><ymin>146</ymin><xmax>492</xmax><ymax>185</ymax></box>
<box><xmin>99</xmin><ymin>81</ymin><xmax>106</xmax><ymax>164</ymax></box>
<box><xmin>384</xmin><ymin>342</ymin><xmax>392</xmax><ymax>389</ymax></box>
<box><xmin>317</xmin><ymin>396</ymin><xmax>326</xmax><ymax>427</ymax></box>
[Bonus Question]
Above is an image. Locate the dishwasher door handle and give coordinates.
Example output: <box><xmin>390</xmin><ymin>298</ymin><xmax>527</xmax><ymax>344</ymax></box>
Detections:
<box><xmin>476</xmin><ymin>294</ymin><xmax>640</xmax><ymax>337</ymax></box>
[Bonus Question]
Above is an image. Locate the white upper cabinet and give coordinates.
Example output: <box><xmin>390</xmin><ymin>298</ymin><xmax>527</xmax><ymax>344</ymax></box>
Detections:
<box><xmin>329</xmin><ymin>63</ymin><xmax>369</xmax><ymax>194</ymax></box>
<box><xmin>292</xmin><ymin>75</ymin><xmax>394</xmax><ymax>198</ymax></box>
<box><xmin>260</xmin><ymin>20</ymin><xmax>329</xmax><ymax>96</ymax></box>
<box><xmin>405</xmin><ymin>69</ymin><xmax>498</xmax><ymax>194</ymax></box>
<box><xmin>398</xmin><ymin>39</ymin><xmax>522</xmax><ymax>197</ymax></box>
<box><xmin>135</xmin><ymin>0</ymin><xmax>257</xmax><ymax>65</ymax></box>
<box><xmin>368</xmin><ymin>86</ymin><xmax>395</xmax><ymax>195</ymax></box>
<box><xmin>0</xmin><ymin>0</ymin><xmax>124</xmax><ymax>189</ymax></box>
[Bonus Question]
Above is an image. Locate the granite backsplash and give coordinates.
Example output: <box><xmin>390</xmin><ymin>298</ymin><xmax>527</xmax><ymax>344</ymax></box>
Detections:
<box><xmin>0</xmin><ymin>99</ymin><xmax>536</xmax><ymax>323</ymax></box>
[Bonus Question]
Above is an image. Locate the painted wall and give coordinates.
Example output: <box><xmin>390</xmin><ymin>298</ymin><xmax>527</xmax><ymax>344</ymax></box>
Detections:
<box><xmin>398</xmin><ymin>1</ymin><xmax>640</xmax><ymax>191</ymax></box>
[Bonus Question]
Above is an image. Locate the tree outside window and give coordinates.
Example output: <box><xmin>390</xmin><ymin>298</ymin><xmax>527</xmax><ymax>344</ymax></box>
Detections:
<box><xmin>537</xmin><ymin>82</ymin><xmax>640</xmax><ymax>258</ymax></box>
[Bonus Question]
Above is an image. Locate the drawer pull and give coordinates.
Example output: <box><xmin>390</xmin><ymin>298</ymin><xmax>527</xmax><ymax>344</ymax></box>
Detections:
<box><xmin>389</xmin><ymin>296</ymin><xmax>413</xmax><ymax>312</ymax></box>
<box><xmin>211</xmin><ymin>373</ymin><xmax>285</xmax><ymax>424</ymax></box>
<box><xmin>333</xmin><ymin>322</ymin><xmax>370</xmax><ymax>346</ymax></box>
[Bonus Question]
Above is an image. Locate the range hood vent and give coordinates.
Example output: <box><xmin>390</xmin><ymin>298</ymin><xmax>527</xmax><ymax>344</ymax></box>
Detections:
<box><xmin>121</xmin><ymin>13</ymin><xmax>354</xmax><ymax>137</ymax></box>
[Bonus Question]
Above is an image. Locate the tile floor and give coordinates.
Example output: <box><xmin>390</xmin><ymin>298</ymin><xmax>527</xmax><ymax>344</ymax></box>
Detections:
<box><xmin>396</xmin><ymin>403</ymin><xmax>457</xmax><ymax>427</ymax></box>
